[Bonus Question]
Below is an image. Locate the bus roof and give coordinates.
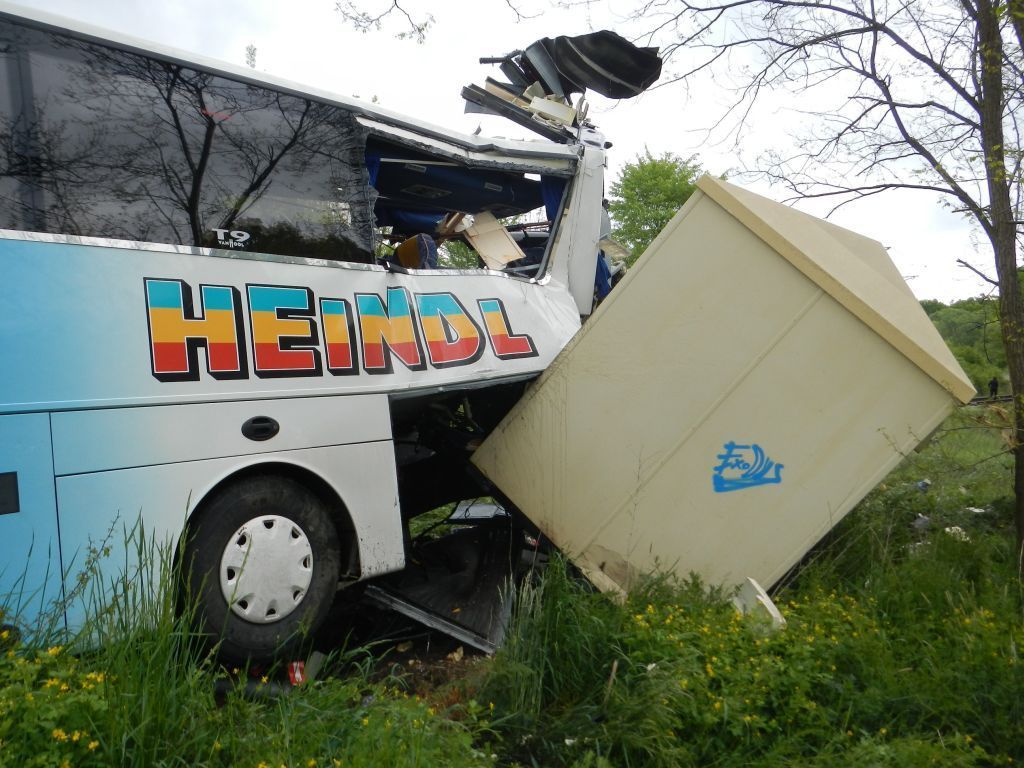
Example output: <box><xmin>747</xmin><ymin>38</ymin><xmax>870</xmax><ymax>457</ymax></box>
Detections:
<box><xmin>0</xmin><ymin>1</ymin><xmax>581</xmax><ymax>173</ymax></box>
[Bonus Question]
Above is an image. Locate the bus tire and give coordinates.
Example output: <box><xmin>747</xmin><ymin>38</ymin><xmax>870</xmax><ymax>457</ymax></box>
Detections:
<box><xmin>184</xmin><ymin>475</ymin><xmax>341</xmax><ymax>663</ymax></box>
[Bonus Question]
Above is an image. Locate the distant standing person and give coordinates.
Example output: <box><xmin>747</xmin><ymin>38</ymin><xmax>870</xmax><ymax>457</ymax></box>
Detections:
<box><xmin>989</xmin><ymin>376</ymin><xmax>999</xmax><ymax>398</ymax></box>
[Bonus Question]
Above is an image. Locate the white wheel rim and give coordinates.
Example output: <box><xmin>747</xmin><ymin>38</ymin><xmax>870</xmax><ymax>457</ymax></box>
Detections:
<box><xmin>219</xmin><ymin>515</ymin><xmax>314</xmax><ymax>624</ymax></box>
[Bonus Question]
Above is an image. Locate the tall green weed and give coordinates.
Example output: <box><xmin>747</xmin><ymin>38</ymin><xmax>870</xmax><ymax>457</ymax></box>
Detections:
<box><xmin>0</xmin><ymin>525</ymin><xmax>488</xmax><ymax>768</ymax></box>
<box><xmin>483</xmin><ymin>406</ymin><xmax>1023</xmax><ymax>766</ymax></box>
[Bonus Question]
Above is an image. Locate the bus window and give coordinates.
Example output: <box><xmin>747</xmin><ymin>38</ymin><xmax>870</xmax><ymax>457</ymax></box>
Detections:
<box><xmin>365</xmin><ymin>139</ymin><xmax>567</xmax><ymax>277</ymax></box>
<box><xmin>0</xmin><ymin>19</ymin><xmax>376</xmax><ymax>262</ymax></box>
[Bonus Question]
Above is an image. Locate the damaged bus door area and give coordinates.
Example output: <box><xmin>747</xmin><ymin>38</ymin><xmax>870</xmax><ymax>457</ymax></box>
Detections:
<box><xmin>357</xmin><ymin>32</ymin><xmax>664</xmax><ymax>652</ymax></box>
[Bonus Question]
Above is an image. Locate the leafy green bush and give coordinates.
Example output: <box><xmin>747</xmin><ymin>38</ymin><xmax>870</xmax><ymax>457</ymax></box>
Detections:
<box><xmin>0</xmin><ymin>642</ymin><xmax>109</xmax><ymax>767</ymax></box>
<box><xmin>484</xmin><ymin>553</ymin><xmax>1020</xmax><ymax>766</ymax></box>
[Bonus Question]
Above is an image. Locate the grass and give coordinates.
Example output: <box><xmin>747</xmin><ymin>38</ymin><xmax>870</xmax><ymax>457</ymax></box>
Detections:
<box><xmin>1</xmin><ymin>406</ymin><xmax>1021</xmax><ymax>767</ymax></box>
<box><xmin>478</xmin><ymin>406</ymin><xmax>1024</xmax><ymax>766</ymax></box>
<box><xmin>0</xmin><ymin>530</ymin><xmax>490</xmax><ymax>768</ymax></box>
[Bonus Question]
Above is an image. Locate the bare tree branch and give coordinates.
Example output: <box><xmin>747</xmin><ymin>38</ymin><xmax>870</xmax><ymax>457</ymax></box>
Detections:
<box><xmin>619</xmin><ymin>0</ymin><xmax>1024</xmax><ymax>551</ymax></box>
<box><xmin>958</xmin><ymin>257</ymin><xmax>999</xmax><ymax>285</ymax></box>
<box><xmin>334</xmin><ymin>0</ymin><xmax>434</xmax><ymax>42</ymax></box>
<box><xmin>334</xmin><ymin>0</ymin><xmax>538</xmax><ymax>40</ymax></box>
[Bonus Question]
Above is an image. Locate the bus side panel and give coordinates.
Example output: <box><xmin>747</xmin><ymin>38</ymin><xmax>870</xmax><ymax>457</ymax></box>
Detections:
<box><xmin>50</xmin><ymin>394</ymin><xmax>391</xmax><ymax>475</ymax></box>
<box><xmin>0</xmin><ymin>413</ymin><xmax>63</xmax><ymax>628</ymax></box>
<box><xmin>0</xmin><ymin>237</ymin><xmax>581</xmax><ymax>414</ymax></box>
<box><xmin>55</xmin><ymin>443</ymin><xmax>404</xmax><ymax>630</ymax></box>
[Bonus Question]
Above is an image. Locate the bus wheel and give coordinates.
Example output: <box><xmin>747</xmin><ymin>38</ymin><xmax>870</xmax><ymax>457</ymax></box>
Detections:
<box><xmin>184</xmin><ymin>475</ymin><xmax>341</xmax><ymax>663</ymax></box>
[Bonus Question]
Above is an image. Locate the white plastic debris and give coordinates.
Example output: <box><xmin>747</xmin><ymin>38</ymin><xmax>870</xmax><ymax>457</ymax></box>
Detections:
<box><xmin>731</xmin><ymin>577</ymin><xmax>786</xmax><ymax>630</ymax></box>
<box><xmin>943</xmin><ymin>526</ymin><xmax>970</xmax><ymax>542</ymax></box>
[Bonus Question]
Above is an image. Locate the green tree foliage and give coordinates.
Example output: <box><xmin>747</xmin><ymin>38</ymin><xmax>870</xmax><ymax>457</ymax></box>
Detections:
<box><xmin>924</xmin><ymin>297</ymin><xmax>1005</xmax><ymax>392</ymax></box>
<box><xmin>438</xmin><ymin>239</ymin><xmax>480</xmax><ymax>269</ymax></box>
<box><xmin>608</xmin><ymin>152</ymin><xmax>703</xmax><ymax>265</ymax></box>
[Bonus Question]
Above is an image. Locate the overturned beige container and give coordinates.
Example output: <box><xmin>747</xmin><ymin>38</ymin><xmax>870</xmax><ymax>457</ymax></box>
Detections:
<box><xmin>473</xmin><ymin>176</ymin><xmax>974</xmax><ymax>594</ymax></box>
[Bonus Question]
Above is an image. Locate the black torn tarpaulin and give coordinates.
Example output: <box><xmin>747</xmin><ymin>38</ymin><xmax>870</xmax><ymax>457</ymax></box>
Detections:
<box><xmin>518</xmin><ymin>31</ymin><xmax>662</xmax><ymax>100</ymax></box>
<box><xmin>468</xmin><ymin>31</ymin><xmax>662</xmax><ymax>140</ymax></box>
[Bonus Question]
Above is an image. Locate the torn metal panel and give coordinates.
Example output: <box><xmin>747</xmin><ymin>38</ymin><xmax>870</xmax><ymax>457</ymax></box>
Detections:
<box><xmin>460</xmin><ymin>84</ymin><xmax>574</xmax><ymax>143</ymax></box>
<box><xmin>356</xmin><ymin>116</ymin><xmax>579</xmax><ymax>175</ymax></box>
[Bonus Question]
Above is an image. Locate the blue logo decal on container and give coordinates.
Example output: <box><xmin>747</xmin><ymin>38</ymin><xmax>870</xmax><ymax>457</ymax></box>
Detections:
<box><xmin>712</xmin><ymin>442</ymin><xmax>784</xmax><ymax>493</ymax></box>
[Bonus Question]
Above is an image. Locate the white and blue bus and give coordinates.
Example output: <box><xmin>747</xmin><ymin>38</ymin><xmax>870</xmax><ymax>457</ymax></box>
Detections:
<box><xmin>0</xmin><ymin>3</ymin><xmax>662</xmax><ymax>658</ymax></box>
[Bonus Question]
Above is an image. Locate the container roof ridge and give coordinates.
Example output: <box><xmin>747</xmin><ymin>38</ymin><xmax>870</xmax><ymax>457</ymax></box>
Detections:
<box><xmin>696</xmin><ymin>175</ymin><xmax>974</xmax><ymax>403</ymax></box>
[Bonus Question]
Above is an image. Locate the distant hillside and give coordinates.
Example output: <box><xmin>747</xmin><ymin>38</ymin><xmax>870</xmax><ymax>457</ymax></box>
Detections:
<box><xmin>921</xmin><ymin>297</ymin><xmax>1004</xmax><ymax>393</ymax></box>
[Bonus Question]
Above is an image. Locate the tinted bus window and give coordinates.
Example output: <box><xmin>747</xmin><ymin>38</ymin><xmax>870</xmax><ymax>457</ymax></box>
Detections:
<box><xmin>0</xmin><ymin>19</ymin><xmax>376</xmax><ymax>261</ymax></box>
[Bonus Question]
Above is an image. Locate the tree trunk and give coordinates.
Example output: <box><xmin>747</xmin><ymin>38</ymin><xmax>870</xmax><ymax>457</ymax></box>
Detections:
<box><xmin>977</xmin><ymin>0</ymin><xmax>1024</xmax><ymax>562</ymax></box>
<box><xmin>996</xmin><ymin>236</ymin><xmax>1024</xmax><ymax>563</ymax></box>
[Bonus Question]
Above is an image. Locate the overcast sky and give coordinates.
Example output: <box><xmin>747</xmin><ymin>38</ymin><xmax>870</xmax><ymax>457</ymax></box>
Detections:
<box><xmin>17</xmin><ymin>0</ymin><xmax>996</xmax><ymax>302</ymax></box>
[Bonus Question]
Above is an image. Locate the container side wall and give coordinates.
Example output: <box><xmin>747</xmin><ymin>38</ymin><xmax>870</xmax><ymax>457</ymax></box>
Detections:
<box><xmin>474</xmin><ymin>191</ymin><xmax>957</xmax><ymax>593</ymax></box>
